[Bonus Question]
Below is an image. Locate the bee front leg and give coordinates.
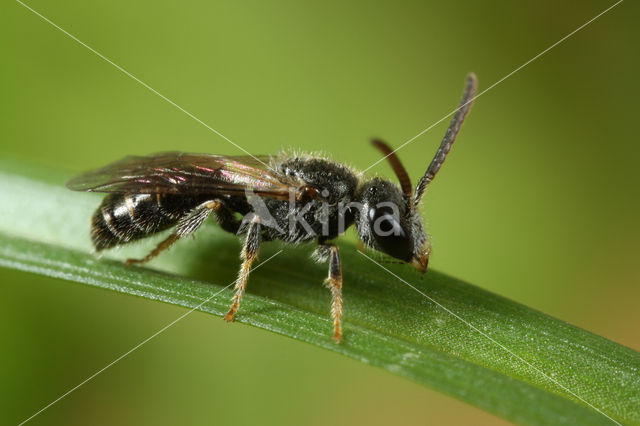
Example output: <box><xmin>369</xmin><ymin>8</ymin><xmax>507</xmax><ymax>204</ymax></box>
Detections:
<box><xmin>126</xmin><ymin>200</ymin><xmax>221</xmax><ymax>266</ymax></box>
<box><xmin>224</xmin><ymin>215</ymin><xmax>262</xmax><ymax>322</ymax></box>
<box><xmin>313</xmin><ymin>243</ymin><xmax>343</xmax><ymax>343</ymax></box>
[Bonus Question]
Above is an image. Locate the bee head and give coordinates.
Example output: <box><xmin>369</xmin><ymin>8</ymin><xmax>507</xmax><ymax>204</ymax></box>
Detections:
<box><xmin>354</xmin><ymin>178</ymin><xmax>429</xmax><ymax>272</ymax></box>
<box><xmin>361</xmin><ymin>73</ymin><xmax>477</xmax><ymax>273</ymax></box>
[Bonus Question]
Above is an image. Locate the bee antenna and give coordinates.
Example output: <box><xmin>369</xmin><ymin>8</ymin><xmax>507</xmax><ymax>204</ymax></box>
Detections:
<box><xmin>414</xmin><ymin>73</ymin><xmax>477</xmax><ymax>207</ymax></box>
<box><xmin>371</xmin><ymin>139</ymin><xmax>412</xmax><ymax>198</ymax></box>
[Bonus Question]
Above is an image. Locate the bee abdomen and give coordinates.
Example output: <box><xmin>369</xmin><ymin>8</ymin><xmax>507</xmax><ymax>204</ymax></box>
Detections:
<box><xmin>91</xmin><ymin>194</ymin><xmax>178</xmax><ymax>251</ymax></box>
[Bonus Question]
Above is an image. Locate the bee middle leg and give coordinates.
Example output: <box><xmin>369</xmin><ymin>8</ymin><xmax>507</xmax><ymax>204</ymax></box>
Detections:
<box><xmin>126</xmin><ymin>200</ymin><xmax>222</xmax><ymax>265</ymax></box>
<box><xmin>313</xmin><ymin>242</ymin><xmax>343</xmax><ymax>343</ymax></box>
<box><xmin>224</xmin><ymin>215</ymin><xmax>262</xmax><ymax>322</ymax></box>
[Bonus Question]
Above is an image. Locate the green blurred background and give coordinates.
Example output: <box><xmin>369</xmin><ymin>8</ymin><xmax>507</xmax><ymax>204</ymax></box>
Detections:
<box><xmin>1</xmin><ymin>0</ymin><xmax>638</xmax><ymax>424</ymax></box>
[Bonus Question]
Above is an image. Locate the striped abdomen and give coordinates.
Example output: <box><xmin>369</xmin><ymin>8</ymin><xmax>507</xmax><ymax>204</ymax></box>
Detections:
<box><xmin>91</xmin><ymin>193</ymin><xmax>207</xmax><ymax>251</ymax></box>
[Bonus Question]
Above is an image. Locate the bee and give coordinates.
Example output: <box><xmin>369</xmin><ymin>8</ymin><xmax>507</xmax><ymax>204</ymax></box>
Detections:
<box><xmin>67</xmin><ymin>74</ymin><xmax>477</xmax><ymax>342</ymax></box>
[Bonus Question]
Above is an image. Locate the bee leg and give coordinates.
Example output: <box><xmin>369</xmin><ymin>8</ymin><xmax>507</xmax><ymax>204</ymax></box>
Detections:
<box><xmin>126</xmin><ymin>200</ymin><xmax>221</xmax><ymax>266</ymax></box>
<box><xmin>214</xmin><ymin>203</ymin><xmax>243</xmax><ymax>234</ymax></box>
<box><xmin>313</xmin><ymin>243</ymin><xmax>343</xmax><ymax>343</ymax></box>
<box><xmin>224</xmin><ymin>215</ymin><xmax>261</xmax><ymax>322</ymax></box>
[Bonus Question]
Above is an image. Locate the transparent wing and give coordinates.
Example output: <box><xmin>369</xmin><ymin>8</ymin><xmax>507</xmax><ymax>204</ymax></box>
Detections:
<box><xmin>66</xmin><ymin>152</ymin><xmax>295</xmax><ymax>199</ymax></box>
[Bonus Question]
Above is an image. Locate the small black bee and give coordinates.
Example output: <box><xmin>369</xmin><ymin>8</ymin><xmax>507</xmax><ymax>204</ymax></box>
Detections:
<box><xmin>67</xmin><ymin>74</ymin><xmax>477</xmax><ymax>342</ymax></box>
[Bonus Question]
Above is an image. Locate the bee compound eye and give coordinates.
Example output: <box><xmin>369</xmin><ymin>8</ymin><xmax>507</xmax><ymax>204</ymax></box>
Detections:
<box><xmin>375</xmin><ymin>213</ymin><xmax>402</xmax><ymax>236</ymax></box>
<box><xmin>368</xmin><ymin>206</ymin><xmax>412</xmax><ymax>261</ymax></box>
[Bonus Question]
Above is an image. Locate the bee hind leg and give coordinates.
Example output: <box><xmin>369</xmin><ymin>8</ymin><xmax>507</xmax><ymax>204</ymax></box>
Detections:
<box><xmin>126</xmin><ymin>200</ymin><xmax>222</xmax><ymax>266</ymax></box>
<box><xmin>224</xmin><ymin>215</ymin><xmax>262</xmax><ymax>322</ymax></box>
<box><xmin>313</xmin><ymin>242</ymin><xmax>343</xmax><ymax>343</ymax></box>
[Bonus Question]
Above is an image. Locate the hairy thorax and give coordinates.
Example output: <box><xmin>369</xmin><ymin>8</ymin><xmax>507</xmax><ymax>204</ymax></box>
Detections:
<box><xmin>258</xmin><ymin>156</ymin><xmax>360</xmax><ymax>243</ymax></box>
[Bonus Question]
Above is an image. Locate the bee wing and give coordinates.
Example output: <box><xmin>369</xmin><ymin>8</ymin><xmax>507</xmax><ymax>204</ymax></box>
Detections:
<box><xmin>66</xmin><ymin>152</ymin><xmax>296</xmax><ymax>199</ymax></box>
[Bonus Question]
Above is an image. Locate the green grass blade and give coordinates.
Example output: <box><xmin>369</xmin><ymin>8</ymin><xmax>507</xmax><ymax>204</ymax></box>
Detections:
<box><xmin>0</xmin><ymin>160</ymin><xmax>638</xmax><ymax>425</ymax></box>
